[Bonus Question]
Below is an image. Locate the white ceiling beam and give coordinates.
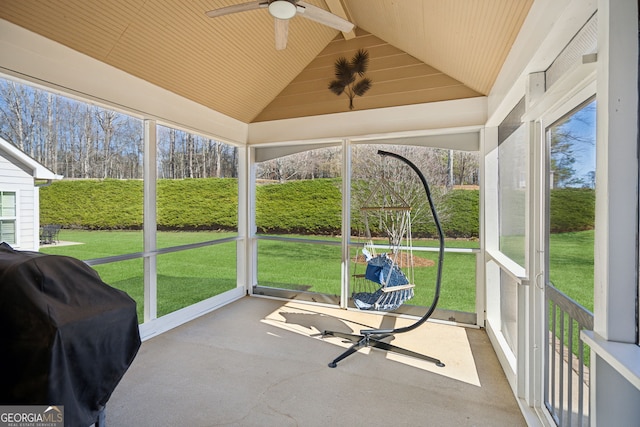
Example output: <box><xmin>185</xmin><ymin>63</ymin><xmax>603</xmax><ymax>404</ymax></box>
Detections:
<box><xmin>247</xmin><ymin>97</ymin><xmax>487</xmax><ymax>144</ymax></box>
<box><xmin>324</xmin><ymin>0</ymin><xmax>356</xmax><ymax>40</ymax></box>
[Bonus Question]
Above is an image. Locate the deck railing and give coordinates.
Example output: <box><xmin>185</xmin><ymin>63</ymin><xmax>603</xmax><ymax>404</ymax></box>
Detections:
<box><xmin>545</xmin><ymin>283</ymin><xmax>593</xmax><ymax>426</ymax></box>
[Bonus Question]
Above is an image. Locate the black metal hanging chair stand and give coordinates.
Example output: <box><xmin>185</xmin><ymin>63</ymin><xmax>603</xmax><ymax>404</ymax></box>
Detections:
<box><xmin>322</xmin><ymin>150</ymin><xmax>446</xmax><ymax>369</ymax></box>
<box><xmin>323</xmin><ymin>328</ymin><xmax>445</xmax><ymax>368</ymax></box>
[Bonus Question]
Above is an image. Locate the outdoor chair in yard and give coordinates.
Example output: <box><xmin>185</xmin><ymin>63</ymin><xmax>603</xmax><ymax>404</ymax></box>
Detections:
<box><xmin>40</xmin><ymin>224</ymin><xmax>62</xmax><ymax>245</ymax></box>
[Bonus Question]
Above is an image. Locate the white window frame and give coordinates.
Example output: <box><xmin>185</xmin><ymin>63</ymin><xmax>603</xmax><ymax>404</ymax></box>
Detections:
<box><xmin>0</xmin><ymin>190</ymin><xmax>19</xmax><ymax>246</ymax></box>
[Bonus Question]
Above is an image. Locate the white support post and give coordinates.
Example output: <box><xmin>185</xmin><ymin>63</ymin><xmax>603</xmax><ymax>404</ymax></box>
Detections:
<box><xmin>528</xmin><ymin>118</ymin><xmax>546</xmax><ymax>410</ymax></box>
<box><xmin>476</xmin><ymin>128</ymin><xmax>487</xmax><ymax>327</ymax></box>
<box><xmin>143</xmin><ymin>119</ymin><xmax>157</xmax><ymax>322</ymax></box>
<box><xmin>239</xmin><ymin>146</ymin><xmax>258</xmax><ymax>294</ymax></box>
<box><xmin>594</xmin><ymin>0</ymin><xmax>638</xmax><ymax>346</ymax></box>
<box><xmin>525</xmin><ymin>72</ymin><xmax>546</xmax><ymax>407</ymax></box>
<box><xmin>590</xmin><ymin>0</ymin><xmax>640</xmax><ymax>424</ymax></box>
<box><xmin>340</xmin><ymin>139</ymin><xmax>352</xmax><ymax>308</ymax></box>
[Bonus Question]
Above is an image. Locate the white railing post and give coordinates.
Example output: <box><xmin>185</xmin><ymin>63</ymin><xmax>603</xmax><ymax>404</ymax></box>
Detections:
<box><xmin>143</xmin><ymin>119</ymin><xmax>157</xmax><ymax>322</ymax></box>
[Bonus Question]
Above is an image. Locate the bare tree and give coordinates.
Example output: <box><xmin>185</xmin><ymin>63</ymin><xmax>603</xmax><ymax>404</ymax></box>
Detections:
<box><xmin>186</xmin><ymin>133</ymin><xmax>194</xmax><ymax>178</ymax></box>
<box><xmin>447</xmin><ymin>150</ymin><xmax>454</xmax><ymax>188</ymax></box>
<box><xmin>0</xmin><ymin>80</ymin><xmax>43</xmax><ymax>156</ymax></box>
<box><xmin>2</xmin><ymin>78</ymin><xmax>463</xmax><ymax>185</ymax></box>
<box><xmin>169</xmin><ymin>128</ymin><xmax>177</xmax><ymax>178</ymax></box>
<box><xmin>215</xmin><ymin>140</ymin><xmax>223</xmax><ymax>177</ymax></box>
<box><xmin>96</xmin><ymin>109</ymin><xmax>119</xmax><ymax>178</ymax></box>
<box><xmin>45</xmin><ymin>92</ymin><xmax>57</xmax><ymax>171</ymax></box>
<box><xmin>80</xmin><ymin>105</ymin><xmax>94</xmax><ymax>178</ymax></box>
<box><xmin>454</xmin><ymin>151</ymin><xmax>479</xmax><ymax>186</ymax></box>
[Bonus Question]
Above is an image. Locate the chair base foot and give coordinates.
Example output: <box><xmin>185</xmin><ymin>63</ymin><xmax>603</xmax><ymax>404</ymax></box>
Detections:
<box><xmin>321</xmin><ymin>330</ymin><xmax>445</xmax><ymax>368</ymax></box>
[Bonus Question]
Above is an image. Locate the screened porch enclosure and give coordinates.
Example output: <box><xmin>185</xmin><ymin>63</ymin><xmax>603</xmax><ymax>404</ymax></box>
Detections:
<box><xmin>1</xmin><ymin>0</ymin><xmax>639</xmax><ymax>426</ymax></box>
<box><xmin>252</xmin><ymin>141</ymin><xmax>480</xmax><ymax>326</ymax></box>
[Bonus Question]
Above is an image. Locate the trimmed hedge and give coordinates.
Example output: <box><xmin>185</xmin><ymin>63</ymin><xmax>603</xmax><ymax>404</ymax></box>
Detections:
<box><xmin>40</xmin><ymin>179</ymin><xmax>594</xmax><ymax>237</ymax></box>
<box><xmin>40</xmin><ymin>178</ymin><xmax>479</xmax><ymax>237</ymax></box>
<box><xmin>158</xmin><ymin>179</ymin><xmax>238</xmax><ymax>230</ymax></box>
<box><xmin>40</xmin><ymin>179</ymin><xmax>238</xmax><ymax>230</ymax></box>
<box><xmin>549</xmin><ymin>188</ymin><xmax>595</xmax><ymax>232</ymax></box>
<box><xmin>440</xmin><ymin>189</ymin><xmax>479</xmax><ymax>238</ymax></box>
<box><xmin>256</xmin><ymin>179</ymin><xmax>342</xmax><ymax>234</ymax></box>
<box><xmin>40</xmin><ymin>180</ymin><xmax>144</xmax><ymax>229</ymax></box>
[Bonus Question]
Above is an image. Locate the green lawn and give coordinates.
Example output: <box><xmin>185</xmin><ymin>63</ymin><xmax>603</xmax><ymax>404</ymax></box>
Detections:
<box><xmin>496</xmin><ymin>230</ymin><xmax>593</xmax><ymax>312</ymax></box>
<box><xmin>41</xmin><ymin>230</ymin><xmax>479</xmax><ymax>317</ymax></box>
<box><xmin>40</xmin><ymin>229</ymin><xmax>593</xmax><ymax>323</ymax></box>
<box><xmin>548</xmin><ymin>230</ymin><xmax>594</xmax><ymax>366</ymax></box>
<box><xmin>549</xmin><ymin>230</ymin><xmax>594</xmax><ymax>312</ymax></box>
<box><xmin>40</xmin><ymin>230</ymin><xmax>238</xmax><ymax>320</ymax></box>
<box><xmin>257</xmin><ymin>236</ymin><xmax>478</xmax><ymax>312</ymax></box>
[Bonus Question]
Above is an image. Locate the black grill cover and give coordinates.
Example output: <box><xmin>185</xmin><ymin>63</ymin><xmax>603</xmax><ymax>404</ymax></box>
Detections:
<box><xmin>0</xmin><ymin>242</ymin><xmax>141</xmax><ymax>427</ymax></box>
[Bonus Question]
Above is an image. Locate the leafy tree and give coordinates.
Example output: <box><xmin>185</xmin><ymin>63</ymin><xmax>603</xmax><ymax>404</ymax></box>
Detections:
<box><xmin>550</xmin><ymin>128</ymin><xmax>581</xmax><ymax>188</ymax></box>
<box><xmin>549</xmin><ymin>102</ymin><xmax>596</xmax><ymax>189</ymax></box>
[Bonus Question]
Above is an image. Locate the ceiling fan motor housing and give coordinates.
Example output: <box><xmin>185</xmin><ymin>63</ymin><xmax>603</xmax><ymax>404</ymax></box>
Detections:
<box><xmin>268</xmin><ymin>0</ymin><xmax>297</xmax><ymax>20</ymax></box>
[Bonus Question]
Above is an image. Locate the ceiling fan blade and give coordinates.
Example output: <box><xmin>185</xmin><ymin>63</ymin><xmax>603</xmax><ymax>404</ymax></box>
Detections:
<box><xmin>274</xmin><ymin>18</ymin><xmax>289</xmax><ymax>50</ymax></box>
<box><xmin>205</xmin><ymin>1</ymin><xmax>267</xmax><ymax>18</ymax></box>
<box><xmin>296</xmin><ymin>1</ymin><xmax>354</xmax><ymax>33</ymax></box>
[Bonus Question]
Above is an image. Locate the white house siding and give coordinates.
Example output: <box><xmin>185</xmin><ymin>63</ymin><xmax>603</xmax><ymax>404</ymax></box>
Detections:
<box><xmin>0</xmin><ymin>154</ymin><xmax>37</xmax><ymax>250</ymax></box>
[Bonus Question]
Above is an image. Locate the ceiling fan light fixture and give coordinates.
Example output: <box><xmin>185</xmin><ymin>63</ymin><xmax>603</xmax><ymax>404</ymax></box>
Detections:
<box><xmin>268</xmin><ymin>1</ymin><xmax>297</xmax><ymax>20</ymax></box>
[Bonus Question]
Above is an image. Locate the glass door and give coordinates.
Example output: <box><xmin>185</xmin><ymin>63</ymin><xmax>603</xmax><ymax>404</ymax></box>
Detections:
<box><xmin>544</xmin><ymin>98</ymin><xmax>596</xmax><ymax>426</ymax></box>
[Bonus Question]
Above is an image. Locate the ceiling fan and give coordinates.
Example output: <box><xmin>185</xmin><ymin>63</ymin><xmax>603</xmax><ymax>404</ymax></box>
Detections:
<box><xmin>205</xmin><ymin>1</ymin><xmax>355</xmax><ymax>50</ymax></box>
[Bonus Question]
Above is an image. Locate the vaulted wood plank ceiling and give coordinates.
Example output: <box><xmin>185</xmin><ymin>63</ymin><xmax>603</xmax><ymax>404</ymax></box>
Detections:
<box><xmin>0</xmin><ymin>0</ymin><xmax>533</xmax><ymax>124</ymax></box>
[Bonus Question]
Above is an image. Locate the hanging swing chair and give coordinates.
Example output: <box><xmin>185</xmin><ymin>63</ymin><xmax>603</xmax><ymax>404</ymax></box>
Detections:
<box><xmin>351</xmin><ymin>179</ymin><xmax>415</xmax><ymax>312</ymax></box>
<box><xmin>322</xmin><ymin>150</ymin><xmax>445</xmax><ymax>369</ymax></box>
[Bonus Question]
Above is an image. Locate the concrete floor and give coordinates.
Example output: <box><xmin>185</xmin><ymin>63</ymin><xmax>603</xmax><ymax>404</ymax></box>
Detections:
<box><xmin>105</xmin><ymin>297</ymin><xmax>526</xmax><ymax>427</ymax></box>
